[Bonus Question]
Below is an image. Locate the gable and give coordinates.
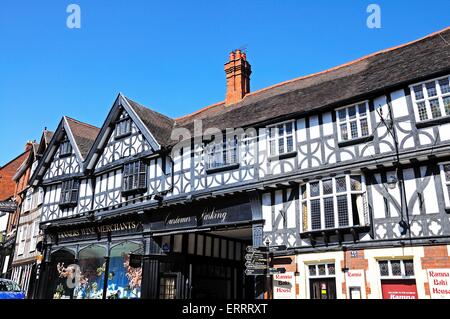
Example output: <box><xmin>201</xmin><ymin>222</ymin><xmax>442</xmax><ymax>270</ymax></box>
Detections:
<box><xmin>95</xmin><ymin>109</ymin><xmax>152</xmax><ymax>170</ymax></box>
<box><xmin>43</xmin><ymin>131</ymin><xmax>81</xmax><ymax>181</ymax></box>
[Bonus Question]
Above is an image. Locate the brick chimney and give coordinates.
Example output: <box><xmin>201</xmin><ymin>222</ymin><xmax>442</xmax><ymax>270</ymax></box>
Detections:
<box><xmin>224</xmin><ymin>49</ymin><xmax>252</xmax><ymax>106</ymax></box>
<box><xmin>25</xmin><ymin>141</ymin><xmax>33</xmax><ymax>152</ymax></box>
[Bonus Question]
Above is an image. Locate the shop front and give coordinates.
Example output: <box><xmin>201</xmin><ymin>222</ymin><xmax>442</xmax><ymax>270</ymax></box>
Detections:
<box><xmin>38</xmin><ymin>194</ymin><xmax>260</xmax><ymax>299</ymax></box>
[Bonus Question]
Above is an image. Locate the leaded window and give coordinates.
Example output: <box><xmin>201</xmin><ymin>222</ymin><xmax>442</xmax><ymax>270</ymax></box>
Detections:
<box><xmin>300</xmin><ymin>175</ymin><xmax>367</xmax><ymax>232</ymax></box>
<box><xmin>336</xmin><ymin>102</ymin><xmax>371</xmax><ymax>142</ymax></box>
<box><xmin>267</xmin><ymin>121</ymin><xmax>295</xmax><ymax>157</ymax></box>
<box><xmin>205</xmin><ymin>135</ymin><xmax>239</xmax><ymax>170</ymax></box>
<box><xmin>439</xmin><ymin>163</ymin><xmax>450</xmax><ymax>208</ymax></box>
<box><xmin>308</xmin><ymin>263</ymin><xmax>336</xmax><ymax>278</ymax></box>
<box><xmin>122</xmin><ymin>161</ymin><xmax>147</xmax><ymax>194</ymax></box>
<box><xmin>411</xmin><ymin>76</ymin><xmax>450</xmax><ymax>122</ymax></box>
<box><xmin>378</xmin><ymin>259</ymin><xmax>415</xmax><ymax>278</ymax></box>
<box><xmin>59</xmin><ymin>179</ymin><xmax>80</xmax><ymax>207</ymax></box>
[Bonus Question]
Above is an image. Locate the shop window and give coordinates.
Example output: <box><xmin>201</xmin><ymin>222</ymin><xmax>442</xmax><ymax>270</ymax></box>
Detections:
<box><xmin>74</xmin><ymin>245</ymin><xmax>107</xmax><ymax>299</ymax></box>
<box><xmin>50</xmin><ymin>249</ymin><xmax>76</xmax><ymax>299</ymax></box>
<box><xmin>107</xmin><ymin>242</ymin><xmax>143</xmax><ymax>299</ymax></box>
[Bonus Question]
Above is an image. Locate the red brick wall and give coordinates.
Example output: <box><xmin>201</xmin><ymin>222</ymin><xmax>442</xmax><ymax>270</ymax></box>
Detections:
<box><xmin>421</xmin><ymin>245</ymin><xmax>450</xmax><ymax>296</ymax></box>
<box><xmin>341</xmin><ymin>250</ymin><xmax>371</xmax><ymax>297</ymax></box>
<box><xmin>0</xmin><ymin>151</ymin><xmax>28</xmax><ymax>201</ymax></box>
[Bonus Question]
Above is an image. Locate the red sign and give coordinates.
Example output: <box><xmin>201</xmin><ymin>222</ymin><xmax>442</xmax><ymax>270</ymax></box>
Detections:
<box><xmin>381</xmin><ymin>280</ymin><xmax>418</xmax><ymax>299</ymax></box>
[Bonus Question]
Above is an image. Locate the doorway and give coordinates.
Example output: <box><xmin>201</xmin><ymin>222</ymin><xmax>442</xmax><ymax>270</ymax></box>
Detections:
<box><xmin>309</xmin><ymin>278</ymin><xmax>337</xmax><ymax>299</ymax></box>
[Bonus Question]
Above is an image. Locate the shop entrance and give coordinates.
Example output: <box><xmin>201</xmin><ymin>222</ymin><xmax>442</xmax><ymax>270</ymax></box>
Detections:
<box><xmin>310</xmin><ymin>278</ymin><xmax>337</xmax><ymax>299</ymax></box>
<box><xmin>153</xmin><ymin>227</ymin><xmax>253</xmax><ymax>300</ymax></box>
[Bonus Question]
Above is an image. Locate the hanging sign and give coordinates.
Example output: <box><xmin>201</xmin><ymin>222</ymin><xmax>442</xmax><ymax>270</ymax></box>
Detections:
<box><xmin>427</xmin><ymin>269</ymin><xmax>450</xmax><ymax>299</ymax></box>
<box><xmin>0</xmin><ymin>200</ymin><xmax>17</xmax><ymax>212</ymax></box>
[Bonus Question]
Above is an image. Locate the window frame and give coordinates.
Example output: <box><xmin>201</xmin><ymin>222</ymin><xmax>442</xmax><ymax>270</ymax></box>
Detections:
<box><xmin>59</xmin><ymin>179</ymin><xmax>80</xmax><ymax>208</ymax></box>
<box><xmin>336</xmin><ymin>101</ymin><xmax>371</xmax><ymax>143</ymax></box>
<box><xmin>114</xmin><ymin>117</ymin><xmax>132</xmax><ymax>139</ymax></box>
<box><xmin>300</xmin><ymin>175</ymin><xmax>367</xmax><ymax>232</ymax></box>
<box><xmin>204</xmin><ymin>134</ymin><xmax>240</xmax><ymax>172</ymax></box>
<box><xmin>59</xmin><ymin>138</ymin><xmax>72</xmax><ymax>157</ymax></box>
<box><xmin>122</xmin><ymin>160</ymin><xmax>148</xmax><ymax>195</ymax></box>
<box><xmin>410</xmin><ymin>75</ymin><xmax>450</xmax><ymax>124</ymax></box>
<box><xmin>266</xmin><ymin>120</ymin><xmax>296</xmax><ymax>158</ymax></box>
<box><xmin>439</xmin><ymin>162</ymin><xmax>450</xmax><ymax>210</ymax></box>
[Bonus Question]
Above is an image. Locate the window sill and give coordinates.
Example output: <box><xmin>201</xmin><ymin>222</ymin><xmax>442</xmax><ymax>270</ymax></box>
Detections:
<box><xmin>114</xmin><ymin>132</ymin><xmax>132</xmax><ymax>140</ymax></box>
<box><xmin>121</xmin><ymin>188</ymin><xmax>147</xmax><ymax>196</ymax></box>
<box><xmin>205</xmin><ymin>163</ymin><xmax>240</xmax><ymax>174</ymax></box>
<box><xmin>416</xmin><ymin>116</ymin><xmax>450</xmax><ymax>128</ymax></box>
<box><xmin>338</xmin><ymin>135</ymin><xmax>374</xmax><ymax>147</ymax></box>
<box><xmin>268</xmin><ymin>151</ymin><xmax>298</xmax><ymax>162</ymax></box>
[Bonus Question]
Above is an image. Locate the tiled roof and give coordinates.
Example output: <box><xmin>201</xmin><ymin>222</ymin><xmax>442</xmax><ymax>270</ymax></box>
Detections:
<box><xmin>65</xmin><ymin>117</ymin><xmax>100</xmax><ymax>158</ymax></box>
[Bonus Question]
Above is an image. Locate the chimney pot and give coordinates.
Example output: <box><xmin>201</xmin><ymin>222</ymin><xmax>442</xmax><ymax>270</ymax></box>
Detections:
<box><xmin>229</xmin><ymin>51</ymin><xmax>235</xmax><ymax>61</ymax></box>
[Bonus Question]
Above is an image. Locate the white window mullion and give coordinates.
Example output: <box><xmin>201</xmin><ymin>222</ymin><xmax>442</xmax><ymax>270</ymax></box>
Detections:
<box><xmin>333</xmin><ymin>177</ymin><xmax>339</xmax><ymax>228</ymax></box>
<box><xmin>346</xmin><ymin>176</ymin><xmax>354</xmax><ymax>226</ymax></box>
<box><xmin>319</xmin><ymin>180</ymin><xmax>325</xmax><ymax>229</ymax></box>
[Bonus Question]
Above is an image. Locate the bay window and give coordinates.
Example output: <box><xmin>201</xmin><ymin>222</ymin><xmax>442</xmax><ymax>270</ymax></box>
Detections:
<box><xmin>267</xmin><ymin>121</ymin><xmax>296</xmax><ymax>157</ymax></box>
<box><xmin>411</xmin><ymin>75</ymin><xmax>450</xmax><ymax>122</ymax></box>
<box><xmin>336</xmin><ymin>102</ymin><xmax>370</xmax><ymax>142</ymax></box>
<box><xmin>205</xmin><ymin>135</ymin><xmax>239</xmax><ymax>171</ymax></box>
<box><xmin>301</xmin><ymin>175</ymin><xmax>368</xmax><ymax>232</ymax></box>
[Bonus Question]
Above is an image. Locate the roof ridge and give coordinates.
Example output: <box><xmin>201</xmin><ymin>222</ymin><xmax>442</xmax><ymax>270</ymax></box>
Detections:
<box><xmin>174</xmin><ymin>25</ymin><xmax>450</xmax><ymax>121</ymax></box>
<box><xmin>64</xmin><ymin>116</ymin><xmax>100</xmax><ymax>130</ymax></box>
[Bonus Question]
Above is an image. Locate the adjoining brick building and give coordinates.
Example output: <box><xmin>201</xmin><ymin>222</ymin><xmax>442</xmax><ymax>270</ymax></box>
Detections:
<box><xmin>29</xmin><ymin>26</ymin><xmax>450</xmax><ymax>299</ymax></box>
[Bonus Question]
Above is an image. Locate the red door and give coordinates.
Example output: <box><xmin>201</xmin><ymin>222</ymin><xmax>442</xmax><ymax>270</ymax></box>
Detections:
<box><xmin>381</xmin><ymin>280</ymin><xmax>418</xmax><ymax>299</ymax></box>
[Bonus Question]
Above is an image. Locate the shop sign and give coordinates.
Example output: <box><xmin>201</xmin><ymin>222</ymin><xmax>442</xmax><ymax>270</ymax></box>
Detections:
<box><xmin>273</xmin><ymin>273</ymin><xmax>296</xmax><ymax>299</ymax></box>
<box><xmin>345</xmin><ymin>270</ymin><xmax>365</xmax><ymax>299</ymax></box>
<box><xmin>0</xmin><ymin>200</ymin><xmax>17</xmax><ymax>213</ymax></box>
<box><xmin>381</xmin><ymin>281</ymin><xmax>418</xmax><ymax>299</ymax></box>
<box><xmin>57</xmin><ymin>221</ymin><xmax>141</xmax><ymax>239</ymax></box>
<box><xmin>427</xmin><ymin>269</ymin><xmax>450</xmax><ymax>299</ymax></box>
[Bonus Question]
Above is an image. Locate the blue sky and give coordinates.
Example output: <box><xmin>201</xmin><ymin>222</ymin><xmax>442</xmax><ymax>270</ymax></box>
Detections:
<box><xmin>0</xmin><ymin>0</ymin><xmax>449</xmax><ymax>166</ymax></box>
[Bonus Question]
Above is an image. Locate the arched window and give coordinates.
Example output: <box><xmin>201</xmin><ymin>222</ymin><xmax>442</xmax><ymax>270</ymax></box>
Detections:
<box><xmin>107</xmin><ymin>242</ymin><xmax>143</xmax><ymax>299</ymax></box>
<box><xmin>48</xmin><ymin>249</ymin><xmax>76</xmax><ymax>299</ymax></box>
<box><xmin>75</xmin><ymin>244</ymin><xmax>107</xmax><ymax>299</ymax></box>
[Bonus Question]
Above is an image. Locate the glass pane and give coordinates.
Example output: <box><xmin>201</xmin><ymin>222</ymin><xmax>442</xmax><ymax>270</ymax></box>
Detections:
<box><xmin>301</xmin><ymin>184</ymin><xmax>307</xmax><ymax>199</ymax></box>
<box><xmin>337</xmin><ymin>195</ymin><xmax>349</xmax><ymax>227</ymax></box>
<box><xmin>350</xmin><ymin>121</ymin><xmax>358</xmax><ymax>139</ymax></box>
<box><xmin>426</xmin><ymin>82</ymin><xmax>437</xmax><ymax>97</ymax></box>
<box><xmin>323</xmin><ymin>179</ymin><xmax>333</xmax><ymax>195</ymax></box>
<box><xmin>278</xmin><ymin>138</ymin><xmax>285</xmax><ymax>154</ymax></box>
<box><xmin>430</xmin><ymin>99</ymin><xmax>442</xmax><ymax>118</ymax></box>
<box><xmin>444</xmin><ymin>164</ymin><xmax>450</xmax><ymax>182</ymax></box>
<box><xmin>327</xmin><ymin>264</ymin><xmax>335</xmax><ymax>275</ymax></box>
<box><xmin>391</xmin><ymin>260</ymin><xmax>402</xmax><ymax>276</ymax></box>
<box><xmin>268</xmin><ymin>127</ymin><xmax>275</xmax><ymax>139</ymax></box>
<box><xmin>338</xmin><ymin>109</ymin><xmax>346</xmax><ymax>121</ymax></box>
<box><xmin>360</xmin><ymin>118</ymin><xmax>369</xmax><ymax>136</ymax></box>
<box><xmin>413</xmin><ymin>85</ymin><xmax>424</xmax><ymax>100</ymax></box>
<box><xmin>286</xmin><ymin>136</ymin><xmax>294</xmax><ymax>153</ymax></box>
<box><xmin>278</xmin><ymin>125</ymin><xmax>284</xmax><ymax>136</ymax></box>
<box><xmin>310</xmin><ymin>199</ymin><xmax>321</xmax><ymax>230</ymax></box>
<box><xmin>318</xmin><ymin>264</ymin><xmax>326</xmax><ymax>276</ymax></box>
<box><xmin>350</xmin><ymin>176</ymin><xmax>362</xmax><ymax>191</ymax></box>
<box><xmin>358</xmin><ymin>103</ymin><xmax>367</xmax><ymax>115</ymax></box>
<box><xmin>269</xmin><ymin>140</ymin><xmax>276</xmax><ymax>156</ymax></box>
<box><xmin>404</xmin><ymin>260</ymin><xmax>414</xmax><ymax>276</ymax></box>
<box><xmin>379</xmin><ymin>261</ymin><xmax>389</xmax><ymax>276</ymax></box>
<box><xmin>107</xmin><ymin>242</ymin><xmax>143</xmax><ymax>299</ymax></box>
<box><xmin>439</xmin><ymin>78</ymin><xmax>450</xmax><ymax>94</ymax></box>
<box><xmin>417</xmin><ymin>102</ymin><xmax>428</xmax><ymax>121</ymax></box>
<box><xmin>324</xmin><ymin>197</ymin><xmax>335</xmax><ymax>228</ymax></box>
<box><xmin>348</xmin><ymin>106</ymin><xmax>356</xmax><ymax>119</ymax></box>
<box><xmin>340</xmin><ymin>124</ymin><xmax>348</xmax><ymax>141</ymax></box>
<box><xmin>75</xmin><ymin>245</ymin><xmax>107</xmax><ymax>299</ymax></box>
<box><xmin>336</xmin><ymin>177</ymin><xmax>347</xmax><ymax>192</ymax></box>
<box><xmin>443</xmin><ymin>97</ymin><xmax>450</xmax><ymax>116</ymax></box>
<box><xmin>309</xmin><ymin>265</ymin><xmax>317</xmax><ymax>276</ymax></box>
<box><xmin>285</xmin><ymin>122</ymin><xmax>293</xmax><ymax>134</ymax></box>
<box><xmin>310</xmin><ymin>182</ymin><xmax>320</xmax><ymax>197</ymax></box>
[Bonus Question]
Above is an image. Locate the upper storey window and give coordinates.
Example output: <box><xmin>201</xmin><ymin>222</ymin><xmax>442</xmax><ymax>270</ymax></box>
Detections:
<box><xmin>411</xmin><ymin>76</ymin><xmax>450</xmax><ymax>123</ymax></box>
<box><xmin>59</xmin><ymin>138</ymin><xmax>72</xmax><ymax>157</ymax></box>
<box><xmin>122</xmin><ymin>160</ymin><xmax>147</xmax><ymax>195</ymax></box>
<box><xmin>115</xmin><ymin>117</ymin><xmax>132</xmax><ymax>139</ymax></box>
<box><xmin>205</xmin><ymin>135</ymin><xmax>239</xmax><ymax>172</ymax></box>
<box><xmin>59</xmin><ymin>179</ymin><xmax>80</xmax><ymax>208</ymax></box>
<box><xmin>267</xmin><ymin>121</ymin><xmax>296</xmax><ymax>158</ymax></box>
<box><xmin>440</xmin><ymin>163</ymin><xmax>450</xmax><ymax>210</ymax></box>
<box><xmin>336</xmin><ymin>102</ymin><xmax>370</xmax><ymax>142</ymax></box>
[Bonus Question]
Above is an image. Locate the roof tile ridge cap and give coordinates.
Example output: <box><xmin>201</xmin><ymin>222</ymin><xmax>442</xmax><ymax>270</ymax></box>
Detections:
<box><xmin>64</xmin><ymin>116</ymin><xmax>100</xmax><ymax>130</ymax></box>
<box><xmin>244</xmin><ymin>26</ymin><xmax>450</xmax><ymax>99</ymax></box>
<box><xmin>175</xmin><ymin>100</ymin><xmax>225</xmax><ymax>121</ymax></box>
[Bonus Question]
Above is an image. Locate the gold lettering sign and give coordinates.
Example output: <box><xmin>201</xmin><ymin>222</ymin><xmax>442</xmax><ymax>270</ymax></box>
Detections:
<box><xmin>58</xmin><ymin>221</ymin><xmax>140</xmax><ymax>239</ymax></box>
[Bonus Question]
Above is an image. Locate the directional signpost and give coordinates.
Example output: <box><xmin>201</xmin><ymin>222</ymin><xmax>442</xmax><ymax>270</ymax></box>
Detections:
<box><xmin>244</xmin><ymin>244</ymin><xmax>287</xmax><ymax>276</ymax></box>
